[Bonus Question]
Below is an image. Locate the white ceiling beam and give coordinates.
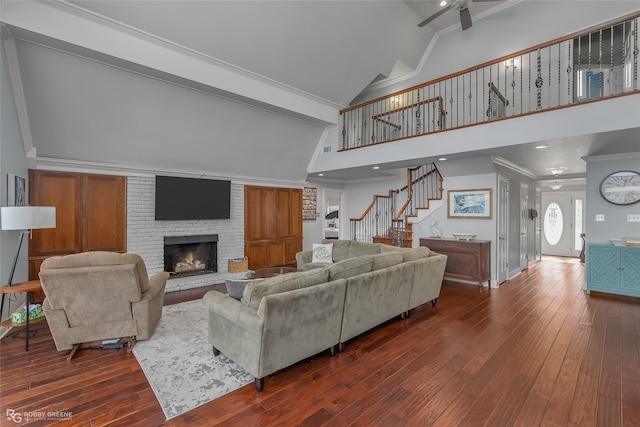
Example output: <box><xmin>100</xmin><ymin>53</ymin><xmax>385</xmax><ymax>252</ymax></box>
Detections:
<box><xmin>1</xmin><ymin>0</ymin><xmax>339</xmax><ymax>126</ymax></box>
<box><xmin>1</xmin><ymin>24</ymin><xmax>37</xmax><ymax>166</ymax></box>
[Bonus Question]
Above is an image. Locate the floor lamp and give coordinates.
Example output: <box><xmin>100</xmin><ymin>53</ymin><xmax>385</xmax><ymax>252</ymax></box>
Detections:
<box><xmin>1</xmin><ymin>206</ymin><xmax>56</xmax><ymax>320</ymax></box>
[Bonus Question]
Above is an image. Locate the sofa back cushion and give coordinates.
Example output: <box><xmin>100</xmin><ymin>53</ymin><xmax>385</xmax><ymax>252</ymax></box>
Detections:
<box><xmin>328</xmin><ymin>256</ymin><xmax>374</xmax><ymax>280</ymax></box>
<box><xmin>348</xmin><ymin>241</ymin><xmax>382</xmax><ymax>258</ymax></box>
<box><xmin>241</xmin><ymin>268</ymin><xmax>330</xmax><ymax>309</ymax></box>
<box><xmin>402</xmin><ymin>247</ymin><xmax>431</xmax><ymax>262</ymax></box>
<box><xmin>370</xmin><ymin>252</ymin><xmax>405</xmax><ymax>271</ymax></box>
<box><xmin>324</xmin><ymin>239</ymin><xmax>351</xmax><ymax>262</ymax></box>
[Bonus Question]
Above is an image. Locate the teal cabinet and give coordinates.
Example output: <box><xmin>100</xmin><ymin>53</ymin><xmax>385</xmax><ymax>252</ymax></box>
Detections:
<box><xmin>586</xmin><ymin>244</ymin><xmax>640</xmax><ymax>297</ymax></box>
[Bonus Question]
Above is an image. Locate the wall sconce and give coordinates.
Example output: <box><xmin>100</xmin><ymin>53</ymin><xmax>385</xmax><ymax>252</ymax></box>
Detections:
<box><xmin>389</xmin><ymin>96</ymin><xmax>401</xmax><ymax>106</ymax></box>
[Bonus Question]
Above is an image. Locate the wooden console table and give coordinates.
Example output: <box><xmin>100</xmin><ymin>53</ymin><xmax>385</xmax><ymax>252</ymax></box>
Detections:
<box><xmin>0</xmin><ymin>280</ymin><xmax>44</xmax><ymax>351</ymax></box>
<box><xmin>420</xmin><ymin>238</ymin><xmax>491</xmax><ymax>286</ymax></box>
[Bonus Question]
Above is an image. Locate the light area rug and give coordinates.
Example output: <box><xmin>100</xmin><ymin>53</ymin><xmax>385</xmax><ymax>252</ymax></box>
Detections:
<box><xmin>133</xmin><ymin>299</ymin><xmax>253</xmax><ymax>419</ymax></box>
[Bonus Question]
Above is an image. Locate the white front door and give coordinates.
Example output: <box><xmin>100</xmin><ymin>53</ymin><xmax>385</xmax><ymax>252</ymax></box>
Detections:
<box><xmin>541</xmin><ymin>193</ymin><xmax>577</xmax><ymax>257</ymax></box>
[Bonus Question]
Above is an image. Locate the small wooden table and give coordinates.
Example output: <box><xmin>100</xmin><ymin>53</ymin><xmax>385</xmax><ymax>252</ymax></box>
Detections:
<box><xmin>0</xmin><ymin>280</ymin><xmax>44</xmax><ymax>351</ymax></box>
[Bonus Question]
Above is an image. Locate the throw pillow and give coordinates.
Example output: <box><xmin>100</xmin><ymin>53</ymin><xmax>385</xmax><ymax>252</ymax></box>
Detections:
<box><xmin>225</xmin><ymin>279</ymin><xmax>252</xmax><ymax>300</ymax></box>
<box><xmin>312</xmin><ymin>243</ymin><xmax>333</xmax><ymax>263</ymax></box>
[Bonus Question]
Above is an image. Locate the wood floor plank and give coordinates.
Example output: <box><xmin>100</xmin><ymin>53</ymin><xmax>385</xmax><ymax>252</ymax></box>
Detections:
<box><xmin>2</xmin><ymin>257</ymin><xmax>639</xmax><ymax>426</ymax></box>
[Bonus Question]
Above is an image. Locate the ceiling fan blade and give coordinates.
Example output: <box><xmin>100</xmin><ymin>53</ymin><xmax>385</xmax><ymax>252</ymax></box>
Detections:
<box><xmin>418</xmin><ymin>5</ymin><xmax>452</xmax><ymax>28</ymax></box>
<box><xmin>460</xmin><ymin>7</ymin><xmax>472</xmax><ymax>30</ymax></box>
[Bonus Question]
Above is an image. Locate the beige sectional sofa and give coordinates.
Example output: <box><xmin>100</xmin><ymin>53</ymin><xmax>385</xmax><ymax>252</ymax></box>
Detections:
<box><xmin>202</xmin><ymin>240</ymin><xmax>447</xmax><ymax>390</ymax></box>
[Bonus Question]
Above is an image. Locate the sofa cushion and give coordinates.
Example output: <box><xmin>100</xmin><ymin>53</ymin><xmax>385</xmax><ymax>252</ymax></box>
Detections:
<box><xmin>370</xmin><ymin>252</ymin><xmax>405</xmax><ymax>271</ymax></box>
<box><xmin>328</xmin><ymin>256</ymin><xmax>374</xmax><ymax>281</ymax></box>
<box><xmin>402</xmin><ymin>247</ymin><xmax>431</xmax><ymax>262</ymax></box>
<box><xmin>325</xmin><ymin>240</ymin><xmax>351</xmax><ymax>262</ymax></box>
<box><xmin>241</xmin><ymin>268</ymin><xmax>330</xmax><ymax>309</ymax></box>
<box><xmin>348</xmin><ymin>241</ymin><xmax>381</xmax><ymax>258</ymax></box>
<box><xmin>380</xmin><ymin>244</ymin><xmax>402</xmax><ymax>254</ymax></box>
<box><xmin>312</xmin><ymin>243</ymin><xmax>333</xmax><ymax>263</ymax></box>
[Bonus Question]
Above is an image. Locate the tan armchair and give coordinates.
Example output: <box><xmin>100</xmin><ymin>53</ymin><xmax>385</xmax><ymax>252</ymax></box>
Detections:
<box><xmin>39</xmin><ymin>251</ymin><xmax>169</xmax><ymax>353</ymax></box>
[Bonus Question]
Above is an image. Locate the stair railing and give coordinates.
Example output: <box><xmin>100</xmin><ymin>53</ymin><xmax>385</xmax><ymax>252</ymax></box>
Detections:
<box><xmin>350</xmin><ymin>163</ymin><xmax>443</xmax><ymax>244</ymax></box>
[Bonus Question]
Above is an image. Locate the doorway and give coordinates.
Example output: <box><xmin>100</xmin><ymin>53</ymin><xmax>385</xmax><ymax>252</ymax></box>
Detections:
<box><xmin>324</xmin><ymin>191</ymin><xmax>341</xmax><ymax>240</ymax></box>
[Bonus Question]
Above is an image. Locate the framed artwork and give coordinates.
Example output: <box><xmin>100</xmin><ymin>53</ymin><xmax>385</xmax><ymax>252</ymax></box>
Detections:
<box><xmin>447</xmin><ymin>188</ymin><xmax>492</xmax><ymax>219</ymax></box>
<box><xmin>7</xmin><ymin>173</ymin><xmax>26</xmax><ymax>206</ymax></box>
<box><xmin>302</xmin><ymin>187</ymin><xmax>317</xmax><ymax>220</ymax></box>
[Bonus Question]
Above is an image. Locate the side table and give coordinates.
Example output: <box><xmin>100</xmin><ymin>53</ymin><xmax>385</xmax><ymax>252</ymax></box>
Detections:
<box><xmin>0</xmin><ymin>280</ymin><xmax>44</xmax><ymax>351</ymax></box>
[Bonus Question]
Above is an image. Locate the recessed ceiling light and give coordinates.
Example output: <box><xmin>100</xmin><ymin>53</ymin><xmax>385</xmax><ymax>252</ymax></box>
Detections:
<box><xmin>438</xmin><ymin>157</ymin><xmax>447</xmax><ymax>161</ymax></box>
<box><xmin>373</xmin><ymin>166</ymin><xmax>380</xmax><ymax>170</ymax></box>
<box><xmin>535</xmin><ymin>145</ymin><xmax>548</xmax><ymax>149</ymax></box>
<box><xmin>439</xmin><ymin>0</ymin><xmax>447</xmax><ymax>6</ymax></box>
<box><xmin>318</xmin><ymin>173</ymin><xmax>324</xmax><ymax>176</ymax></box>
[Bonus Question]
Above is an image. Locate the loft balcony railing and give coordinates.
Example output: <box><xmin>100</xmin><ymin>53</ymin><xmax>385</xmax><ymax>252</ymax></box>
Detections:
<box><xmin>340</xmin><ymin>13</ymin><xmax>639</xmax><ymax>150</ymax></box>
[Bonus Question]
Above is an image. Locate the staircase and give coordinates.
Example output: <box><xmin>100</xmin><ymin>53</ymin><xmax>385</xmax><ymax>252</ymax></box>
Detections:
<box><xmin>350</xmin><ymin>164</ymin><xmax>443</xmax><ymax>247</ymax></box>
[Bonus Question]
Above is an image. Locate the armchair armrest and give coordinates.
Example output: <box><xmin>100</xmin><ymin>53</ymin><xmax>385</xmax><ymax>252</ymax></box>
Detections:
<box><xmin>141</xmin><ymin>271</ymin><xmax>170</xmax><ymax>301</ymax></box>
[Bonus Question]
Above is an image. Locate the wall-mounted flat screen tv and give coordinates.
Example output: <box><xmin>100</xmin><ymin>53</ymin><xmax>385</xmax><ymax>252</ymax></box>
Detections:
<box><xmin>155</xmin><ymin>176</ymin><xmax>231</xmax><ymax>220</ymax></box>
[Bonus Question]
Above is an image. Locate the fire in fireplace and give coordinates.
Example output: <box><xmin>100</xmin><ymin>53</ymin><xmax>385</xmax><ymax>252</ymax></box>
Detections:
<box><xmin>164</xmin><ymin>234</ymin><xmax>218</xmax><ymax>279</ymax></box>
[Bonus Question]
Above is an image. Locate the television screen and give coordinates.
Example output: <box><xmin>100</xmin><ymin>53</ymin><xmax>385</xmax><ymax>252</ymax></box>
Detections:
<box><xmin>155</xmin><ymin>176</ymin><xmax>231</xmax><ymax>220</ymax></box>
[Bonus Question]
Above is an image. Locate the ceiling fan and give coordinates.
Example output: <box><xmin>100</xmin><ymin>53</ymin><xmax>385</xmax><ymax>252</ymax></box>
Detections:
<box><xmin>418</xmin><ymin>0</ymin><xmax>497</xmax><ymax>31</ymax></box>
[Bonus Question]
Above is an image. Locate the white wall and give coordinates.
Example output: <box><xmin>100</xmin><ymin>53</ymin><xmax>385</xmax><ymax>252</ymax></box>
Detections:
<box><xmin>585</xmin><ymin>154</ymin><xmax>640</xmax><ymax>244</ymax></box>
<box><xmin>0</xmin><ymin>42</ymin><xmax>29</xmax><ymax>323</ymax></box>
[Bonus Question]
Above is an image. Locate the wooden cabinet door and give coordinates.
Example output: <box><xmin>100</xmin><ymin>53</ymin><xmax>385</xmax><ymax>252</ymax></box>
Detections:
<box><xmin>276</xmin><ymin>188</ymin><xmax>291</xmax><ymax>237</ymax></box>
<box><xmin>29</xmin><ymin>170</ymin><xmax>83</xmax><ymax>256</ymax></box>
<box><xmin>83</xmin><ymin>175</ymin><xmax>126</xmax><ymax>251</ymax></box>
<box><xmin>286</xmin><ymin>238</ymin><xmax>302</xmax><ymax>265</ymax></box>
<box><xmin>267</xmin><ymin>240</ymin><xmax>286</xmax><ymax>267</ymax></box>
<box><xmin>246</xmin><ymin>241</ymin><xmax>269</xmax><ymax>270</ymax></box>
<box><xmin>262</xmin><ymin>188</ymin><xmax>278</xmax><ymax>240</ymax></box>
<box><xmin>245</xmin><ymin>186</ymin><xmax>264</xmax><ymax>241</ymax></box>
<box><xmin>290</xmin><ymin>189</ymin><xmax>303</xmax><ymax>238</ymax></box>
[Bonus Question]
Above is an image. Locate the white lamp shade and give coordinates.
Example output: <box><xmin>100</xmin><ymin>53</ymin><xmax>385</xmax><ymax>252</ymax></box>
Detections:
<box><xmin>1</xmin><ymin>206</ymin><xmax>56</xmax><ymax>230</ymax></box>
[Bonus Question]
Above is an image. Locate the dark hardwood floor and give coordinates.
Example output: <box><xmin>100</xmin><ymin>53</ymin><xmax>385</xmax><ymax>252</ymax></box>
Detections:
<box><xmin>1</xmin><ymin>258</ymin><xmax>639</xmax><ymax>426</ymax></box>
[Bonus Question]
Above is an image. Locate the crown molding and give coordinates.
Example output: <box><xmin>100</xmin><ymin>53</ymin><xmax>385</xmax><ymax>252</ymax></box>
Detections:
<box><xmin>582</xmin><ymin>152</ymin><xmax>640</xmax><ymax>163</ymax></box>
<box><xmin>492</xmin><ymin>156</ymin><xmax>537</xmax><ymax>179</ymax></box>
<box><xmin>33</xmin><ymin>157</ymin><xmax>308</xmax><ymax>188</ymax></box>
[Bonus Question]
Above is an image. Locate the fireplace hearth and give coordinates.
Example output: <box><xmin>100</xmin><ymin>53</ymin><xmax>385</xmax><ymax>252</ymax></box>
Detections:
<box><xmin>164</xmin><ymin>234</ymin><xmax>218</xmax><ymax>279</ymax></box>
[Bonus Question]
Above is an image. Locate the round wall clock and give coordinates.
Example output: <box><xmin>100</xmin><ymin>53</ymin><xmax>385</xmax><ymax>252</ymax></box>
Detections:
<box><xmin>599</xmin><ymin>170</ymin><xmax>640</xmax><ymax>205</ymax></box>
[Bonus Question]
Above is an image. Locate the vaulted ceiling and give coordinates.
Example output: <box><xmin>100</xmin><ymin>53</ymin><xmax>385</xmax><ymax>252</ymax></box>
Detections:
<box><xmin>1</xmin><ymin>1</ymin><xmax>639</xmax><ymax>185</ymax></box>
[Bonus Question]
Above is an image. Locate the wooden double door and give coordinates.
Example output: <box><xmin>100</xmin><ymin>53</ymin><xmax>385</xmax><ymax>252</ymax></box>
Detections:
<box><xmin>28</xmin><ymin>170</ymin><xmax>127</xmax><ymax>280</ymax></box>
<box><xmin>244</xmin><ymin>186</ymin><xmax>302</xmax><ymax>269</ymax></box>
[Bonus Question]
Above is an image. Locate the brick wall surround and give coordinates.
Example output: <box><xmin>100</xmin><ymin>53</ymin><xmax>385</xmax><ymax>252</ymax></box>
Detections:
<box><xmin>127</xmin><ymin>176</ymin><xmax>247</xmax><ymax>293</ymax></box>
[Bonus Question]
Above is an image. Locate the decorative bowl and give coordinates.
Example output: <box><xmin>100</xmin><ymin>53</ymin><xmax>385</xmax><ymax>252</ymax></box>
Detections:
<box><xmin>609</xmin><ymin>238</ymin><xmax>623</xmax><ymax>246</ymax></box>
<box><xmin>452</xmin><ymin>233</ymin><xmax>476</xmax><ymax>241</ymax></box>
